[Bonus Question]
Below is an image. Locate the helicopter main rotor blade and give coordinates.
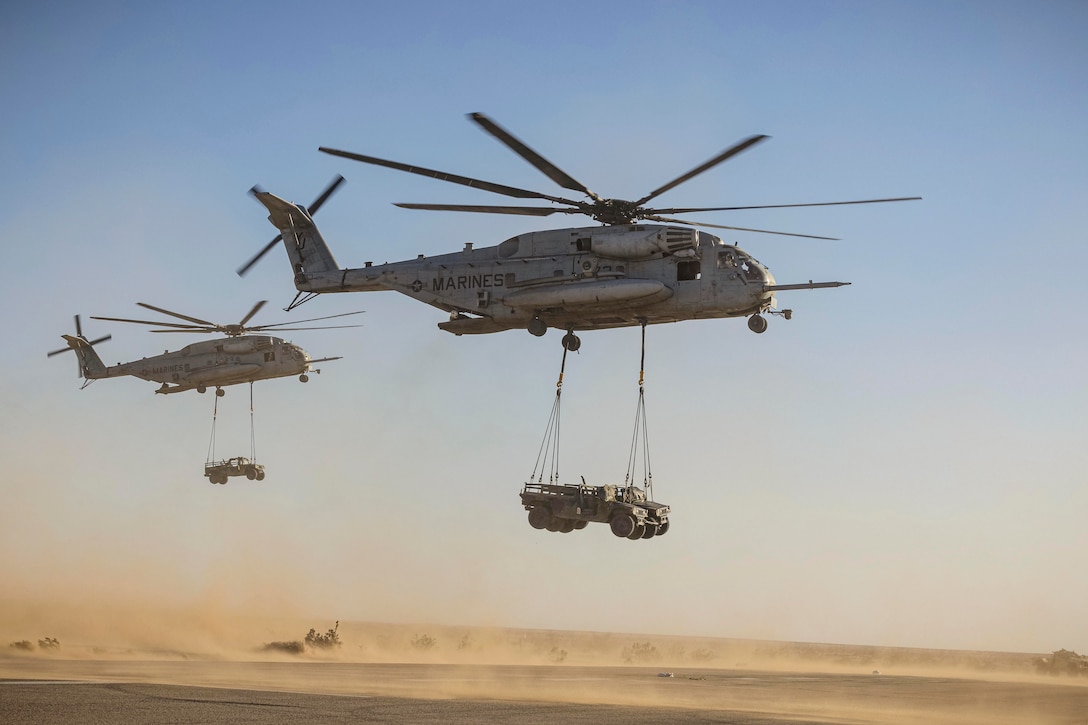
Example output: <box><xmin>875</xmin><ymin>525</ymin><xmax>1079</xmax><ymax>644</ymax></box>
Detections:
<box><xmin>307</xmin><ymin>175</ymin><xmax>345</xmax><ymax>215</ymax></box>
<box><xmin>248</xmin><ymin>324</ymin><xmax>365</xmax><ymax>332</ymax></box>
<box><xmin>643</xmin><ymin>214</ymin><xmax>838</xmax><ymax>240</ymax></box>
<box><xmin>634</xmin><ymin>135</ymin><xmax>769</xmax><ymax>207</ymax></box>
<box><xmin>237</xmin><ymin>234</ymin><xmax>282</xmax><ymax>277</ymax></box>
<box><xmin>468</xmin><ymin>112</ymin><xmax>601</xmax><ymax>201</ymax></box>
<box><xmin>136</xmin><ymin>303</ymin><xmax>217</xmax><ymax>328</ymax></box>
<box><xmin>649</xmin><ymin>196</ymin><xmax>924</xmax><ymax>215</ymax></box>
<box><xmin>238</xmin><ymin>300</ymin><xmax>267</xmax><ymax>327</ymax></box>
<box><xmin>319</xmin><ymin>147</ymin><xmax>581</xmax><ymax>206</ymax></box>
<box><xmin>394</xmin><ymin>203</ymin><xmax>569</xmax><ymax>216</ymax></box>
<box><xmin>247</xmin><ymin>310</ymin><xmax>366</xmax><ymax>330</ymax></box>
<box><xmin>90</xmin><ymin>315</ymin><xmax>212</xmax><ymax>331</ymax></box>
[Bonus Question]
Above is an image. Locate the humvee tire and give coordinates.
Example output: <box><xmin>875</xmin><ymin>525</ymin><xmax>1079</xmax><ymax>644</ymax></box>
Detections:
<box><xmin>528</xmin><ymin>507</ymin><xmax>551</xmax><ymax>530</ymax></box>
<box><xmin>610</xmin><ymin>513</ymin><xmax>636</xmax><ymax>538</ymax></box>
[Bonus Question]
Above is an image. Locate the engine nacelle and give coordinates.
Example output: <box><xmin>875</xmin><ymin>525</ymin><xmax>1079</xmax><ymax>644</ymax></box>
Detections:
<box><xmin>586</xmin><ymin>226</ymin><xmax>697</xmax><ymax>260</ymax></box>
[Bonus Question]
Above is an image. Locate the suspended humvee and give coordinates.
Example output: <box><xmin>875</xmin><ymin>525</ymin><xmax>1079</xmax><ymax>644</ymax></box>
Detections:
<box><xmin>205</xmin><ymin>456</ymin><xmax>265</xmax><ymax>485</ymax></box>
<box><xmin>521</xmin><ymin>481</ymin><xmax>669</xmax><ymax>540</ymax></box>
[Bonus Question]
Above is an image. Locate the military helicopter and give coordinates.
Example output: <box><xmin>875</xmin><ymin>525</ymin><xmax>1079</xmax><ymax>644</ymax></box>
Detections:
<box><xmin>48</xmin><ymin>302</ymin><xmax>363</xmax><ymax>396</ymax></box>
<box><xmin>238</xmin><ymin>113</ymin><xmax>919</xmax><ymax>350</ymax></box>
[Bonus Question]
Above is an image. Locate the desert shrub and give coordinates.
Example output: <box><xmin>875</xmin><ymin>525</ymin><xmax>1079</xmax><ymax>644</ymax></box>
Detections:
<box><xmin>690</xmin><ymin>648</ymin><xmax>715</xmax><ymax>662</ymax></box>
<box><xmin>9</xmin><ymin>641</ymin><xmax>33</xmax><ymax>651</ymax></box>
<box><xmin>38</xmin><ymin>638</ymin><xmax>60</xmax><ymax>650</ymax></box>
<box><xmin>305</xmin><ymin>621</ymin><xmax>341</xmax><ymax>649</ymax></box>
<box><xmin>411</xmin><ymin>634</ymin><xmax>437</xmax><ymax>651</ymax></box>
<box><xmin>548</xmin><ymin>646</ymin><xmax>568</xmax><ymax>663</ymax></box>
<box><xmin>263</xmin><ymin>641</ymin><xmax>305</xmax><ymax>655</ymax></box>
<box><xmin>622</xmin><ymin>641</ymin><xmax>659</xmax><ymax>664</ymax></box>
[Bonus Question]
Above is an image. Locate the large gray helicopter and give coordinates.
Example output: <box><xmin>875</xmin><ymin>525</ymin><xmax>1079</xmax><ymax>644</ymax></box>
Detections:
<box><xmin>48</xmin><ymin>302</ymin><xmax>362</xmax><ymax>395</ymax></box>
<box><xmin>238</xmin><ymin>113</ymin><xmax>919</xmax><ymax>350</ymax></box>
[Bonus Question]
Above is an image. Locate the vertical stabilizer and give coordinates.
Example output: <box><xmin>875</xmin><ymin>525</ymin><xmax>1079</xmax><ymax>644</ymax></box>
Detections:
<box><xmin>252</xmin><ymin>192</ymin><xmax>341</xmax><ymax>284</ymax></box>
<box><xmin>60</xmin><ymin>335</ymin><xmax>108</xmax><ymax>379</ymax></box>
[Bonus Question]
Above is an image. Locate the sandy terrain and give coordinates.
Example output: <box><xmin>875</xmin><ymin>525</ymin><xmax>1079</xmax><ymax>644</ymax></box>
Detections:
<box><xmin>3</xmin><ymin>612</ymin><xmax>1087</xmax><ymax>724</ymax></box>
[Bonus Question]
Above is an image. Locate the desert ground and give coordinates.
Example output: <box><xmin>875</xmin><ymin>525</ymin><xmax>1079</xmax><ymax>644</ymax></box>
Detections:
<box><xmin>3</xmin><ymin>613</ymin><xmax>1087</xmax><ymax>724</ymax></box>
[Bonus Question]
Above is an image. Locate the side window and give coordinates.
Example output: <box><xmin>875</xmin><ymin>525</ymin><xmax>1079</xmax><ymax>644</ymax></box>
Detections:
<box><xmin>677</xmin><ymin>260</ymin><xmax>701</xmax><ymax>281</ymax></box>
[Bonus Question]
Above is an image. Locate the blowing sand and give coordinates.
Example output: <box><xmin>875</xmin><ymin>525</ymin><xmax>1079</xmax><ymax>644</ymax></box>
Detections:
<box><xmin>3</xmin><ymin>602</ymin><xmax>1086</xmax><ymax>724</ymax></box>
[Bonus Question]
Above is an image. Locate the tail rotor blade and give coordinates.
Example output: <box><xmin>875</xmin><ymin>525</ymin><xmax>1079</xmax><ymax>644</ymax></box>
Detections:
<box><xmin>75</xmin><ymin>314</ymin><xmax>83</xmax><ymax>338</ymax></box>
<box><xmin>87</xmin><ymin>334</ymin><xmax>112</xmax><ymax>347</ymax></box>
<box><xmin>236</xmin><ymin>235</ymin><xmax>281</xmax><ymax>277</ymax></box>
<box><xmin>47</xmin><ymin>345</ymin><xmax>70</xmax><ymax>357</ymax></box>
<box><xmin>307</xmin><ymin>175</ymin><xmax>345</xmax><ymax>215</ymax></box>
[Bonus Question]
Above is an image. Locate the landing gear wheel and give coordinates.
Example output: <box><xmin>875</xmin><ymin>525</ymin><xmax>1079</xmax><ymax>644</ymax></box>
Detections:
<box><xmin>545</xmin><ymin>517</ymin><xmax>562</xmax><ymax>532</ymax></box>
<box><xmin>215</xmin><ymin>388</ymin><xmax>225</xmax><ymax>397</ymax></box>
<box><xmin>246</xmin><ymin>468</ymin><xmax>257</xmax><ymax>480</ymax></box>
<box><xmin>561</xmin><ymin>333</ymin><xmax>581</xmax><ymax>352</ymax></box>
<box><xmin>641</xmin><ymin>525</ymin><xmax>658</xmax><ymax>539</ymax></box>
<box><xmin>527</xmin><ymin>317</ymin><xmax>547</xmax><ymax>337</ymax></box>
<box><xmin>573</xmin><ymin>520</ymin><xmax>588</xmax><ymax>530</ymax></box>
<box><xmin>255</xmin><ymin>470</ymin><xmax>265</xmax><ymax>481</ymax></box>
<box><xmin>528</xmin><ymin>507</ymin><xmax>551</xmax><ymax>530</ymax></box>
<box><xmin>300</xmin><ymin>374</ymin><xmax>309</xmax><ymax>383</ymax></box>
<box><xmin>627</xmin><ymin>523</ymin><xmax>647</xmax><ymax>540</ymax></box>
<box><xmin>610</xmin><ymin>513</ymin><xmax>637</xmax><ymax>538</ymax></box>
<box><xmin>559</xmin><ymin>520</ymin><xmax>576</xmax><ymax>533</ymax></box>
<box><xmin>197</xmin><ymin>385</ymin><xmax>207</xmax><ymax>394</ymax></box>
<box><xmin>657</xmin><ymin>520</ymin><xmax>670</xmax><ymax>536</ymax></box>
<box><xmin>748</xmin><ymin>314</ymin><xmax>768</xmax><ymax>334</ymax></box>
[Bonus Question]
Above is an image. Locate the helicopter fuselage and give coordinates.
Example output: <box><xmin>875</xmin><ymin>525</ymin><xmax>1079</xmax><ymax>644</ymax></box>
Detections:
<box><xmin>292</xmin><ymin>223</ymin><xmax>788</xmax><ymax>334</ymax></box>
<box><xmin>98</xmin><ymin>335</ymin><xmax>314</xmax><ymax>392</ymax></box>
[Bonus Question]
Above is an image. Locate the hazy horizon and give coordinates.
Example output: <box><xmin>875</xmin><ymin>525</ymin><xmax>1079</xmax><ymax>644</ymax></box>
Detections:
<box><xmin>2</xmin><ymin>1</ymin><xmax>1086</xmax><ymax>656</ymax></box>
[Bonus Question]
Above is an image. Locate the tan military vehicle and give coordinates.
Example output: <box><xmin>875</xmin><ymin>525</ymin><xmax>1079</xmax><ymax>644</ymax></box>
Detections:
<box><xmin>205</xmin><ymin>457</ymin><xmax>265</xmax><ymax>485</ymax></box>
<box><xmin>521</xmin><ymin>481</ymin><xmax>669</xmax><ymax>540</ymax></box>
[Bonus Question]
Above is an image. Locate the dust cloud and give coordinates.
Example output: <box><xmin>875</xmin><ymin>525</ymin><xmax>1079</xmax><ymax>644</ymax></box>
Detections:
<box><xmin>3</xmin><ymin>469</ymin><xmax>1085</xmax><ymax>724</ymax></box>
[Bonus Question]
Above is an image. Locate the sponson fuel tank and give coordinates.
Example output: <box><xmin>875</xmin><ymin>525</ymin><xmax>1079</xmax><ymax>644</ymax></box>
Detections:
<box><xmin>502</xmin><ymin>279</ymin><xmax>673</xmax><ymax>309</ymax></box>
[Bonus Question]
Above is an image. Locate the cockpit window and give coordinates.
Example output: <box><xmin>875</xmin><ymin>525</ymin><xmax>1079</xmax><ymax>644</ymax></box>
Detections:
<box><xmin>718</xmin><ymin>251</ymin><xmax>738</xmax><ymax>269</ymax></box>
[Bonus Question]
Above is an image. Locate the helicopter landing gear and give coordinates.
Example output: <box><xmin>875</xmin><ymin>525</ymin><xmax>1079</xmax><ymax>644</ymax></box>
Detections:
<box><xmin>747</xmin><ymin>314</ymin><xmax>768</xmax><ymax>334</ymax></box>
<box><xmin>527</xmin><ymin>317</ymin><xmax>547</xmax><ymax>337</ymax></box>
<box><xmin>561</xmin><ymin>330</ymin><xmax>581</xmax><ymax>352</ymax></box>
<box><xmin>197</xmin><ymin>385</ymin><xmax>207</xmax><ymax>394</ymax></box>
<box><xmin>299</xmin><ymin>373</ymin><xmax>309</xmax><ymax>383</ymax></box>
<box><xmin>215</xmin><ymin>387</ymin><xmax>225</xmax><ymax>397</ymax></box>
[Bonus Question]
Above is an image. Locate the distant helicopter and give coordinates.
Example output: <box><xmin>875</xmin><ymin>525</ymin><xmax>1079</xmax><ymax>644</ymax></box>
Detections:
<box><xmin>238</xmin><ymin>113</ymin><xmax>919</xmax><ymax>350</ymax></box>
<box><xmin>48</xmin><ymin>302</ymin><xmax>363</xmax><ymax>396</ymax></box>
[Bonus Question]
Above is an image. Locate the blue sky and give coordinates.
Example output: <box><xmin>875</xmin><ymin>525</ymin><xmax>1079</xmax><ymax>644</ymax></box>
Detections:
<box><xmin>2</xmin><ymin>1</ymin><xmax>1086</xmax><ymax>654</ymax></box>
